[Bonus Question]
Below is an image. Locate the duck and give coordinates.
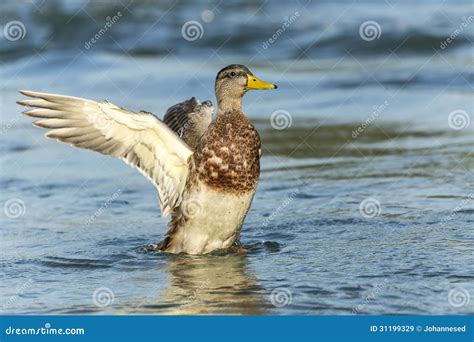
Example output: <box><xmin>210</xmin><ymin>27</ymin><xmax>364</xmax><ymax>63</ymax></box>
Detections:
<box><xmin>17</xmin><ymin>64</ymin><xmax>277</xmax><ymax>255</ymax></box>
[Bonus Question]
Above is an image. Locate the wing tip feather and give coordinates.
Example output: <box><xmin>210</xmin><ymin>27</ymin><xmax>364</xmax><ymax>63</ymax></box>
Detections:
<box><xmin>19</xmin><ymin>90</ymin><xmax>38</xmax><ymax>97</ymax></box>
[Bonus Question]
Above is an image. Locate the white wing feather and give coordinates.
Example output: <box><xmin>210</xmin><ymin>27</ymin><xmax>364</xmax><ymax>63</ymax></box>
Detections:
<box><xmin>18</xmin><ymin>90</ymin><xmax>193</xmax><ymax>217</ymax></box>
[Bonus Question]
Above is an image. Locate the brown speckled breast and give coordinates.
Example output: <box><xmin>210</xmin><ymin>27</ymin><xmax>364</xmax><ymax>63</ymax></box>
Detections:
<box><xmin>192</xmin><ymin>110</ymin><xmax>261</xmax><ymax>193</ymax></box>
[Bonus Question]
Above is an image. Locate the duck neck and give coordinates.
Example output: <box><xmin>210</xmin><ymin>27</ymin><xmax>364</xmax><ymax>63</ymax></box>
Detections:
<box><xmin>216</xmin><ymin>95</ymin><xmax>243</xmax><ymax>115</ymax></box>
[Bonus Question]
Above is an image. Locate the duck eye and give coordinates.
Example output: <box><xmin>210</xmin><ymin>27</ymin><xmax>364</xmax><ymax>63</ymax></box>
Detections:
<box><xmin>230</xmin><ymin>72</ymin><xmax>236</xmax><ymax>77</ymax></box>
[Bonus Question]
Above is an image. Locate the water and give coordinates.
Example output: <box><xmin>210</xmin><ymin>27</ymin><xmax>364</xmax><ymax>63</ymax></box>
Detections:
<box><xmin>1</xmin><ymin>0</ymin><xmax>473</xmax><ymax>315</ymax></box>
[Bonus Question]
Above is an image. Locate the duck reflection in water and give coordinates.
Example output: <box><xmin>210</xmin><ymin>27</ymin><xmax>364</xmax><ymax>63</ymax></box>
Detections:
<box><xmin>156</xmin><ymin>254</ymin><xmax>268</xmax><ymax>315</ymax></box>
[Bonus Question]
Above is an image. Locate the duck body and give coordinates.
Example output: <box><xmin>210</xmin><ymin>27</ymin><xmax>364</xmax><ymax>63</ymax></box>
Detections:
<box><xmin>162</xmin><ymin>111</ymin><xmax>261</xmax><ymax>254</ymax></box>
<box><xmin>18</xmin><ymin>64</ymin><xmax>276</xmax><ymax>255</ymax></box>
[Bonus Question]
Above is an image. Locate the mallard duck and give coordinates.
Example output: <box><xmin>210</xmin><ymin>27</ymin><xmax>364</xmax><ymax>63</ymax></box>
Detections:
<box><xmin>18</xmin><ymin>64</ymin><xmax>277</xmax><ymax>255</ymax></box>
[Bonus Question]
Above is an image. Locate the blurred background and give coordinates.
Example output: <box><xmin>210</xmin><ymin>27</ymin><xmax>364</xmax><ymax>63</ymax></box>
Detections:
<box><xmin>1</xmin><ymin>0</ymin><xmax>473</xmax><ymax>315</ymax></box>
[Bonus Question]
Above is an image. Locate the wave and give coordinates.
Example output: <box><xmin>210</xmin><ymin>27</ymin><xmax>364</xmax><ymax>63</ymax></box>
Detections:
<box><xmin>1</xmin><ymin>0</ymin><xmax>472</xmax><ymax>62</ymax></box>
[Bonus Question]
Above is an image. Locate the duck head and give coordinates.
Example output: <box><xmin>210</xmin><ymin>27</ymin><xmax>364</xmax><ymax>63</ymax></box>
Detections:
<box><xmin>215</xmin><ymin>64</ymin><xmax>277</xmax><ymax>113</ymax></box>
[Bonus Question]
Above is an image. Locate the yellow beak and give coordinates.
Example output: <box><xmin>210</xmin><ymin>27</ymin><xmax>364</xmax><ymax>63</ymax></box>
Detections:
<box><xmin>246</xmin><ymin>74</ymin><xmax>278</xmax><ymax>90</ymax></box>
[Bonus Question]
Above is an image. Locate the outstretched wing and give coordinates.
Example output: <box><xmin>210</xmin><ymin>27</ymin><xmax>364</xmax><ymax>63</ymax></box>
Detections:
<box><xmin>18</xmin><ymin>90</ymin><xmax>193</xmax><ymax>217</ymax></box>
